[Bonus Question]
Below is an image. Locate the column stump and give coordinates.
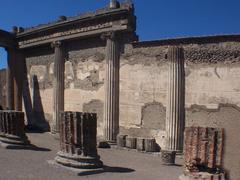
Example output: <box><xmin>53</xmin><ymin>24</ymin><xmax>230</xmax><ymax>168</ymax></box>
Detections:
<box><xmin>144</xmin><ymin>138</ymin><xmax>156</xmax><ymax>152</ymax></box>
<box><xmin>55</xmin><ymin>112</ymin><xmax>103</xmax><ymax>169</ymax></box>
<box><xmin>161</xmin><ymin>150</ymin><xmax>176</xmax><ymax>165</ymax></box>
<box><xmin>180</xmin><ymin>127</ymin><xmax>226</xmax><ymax>180</ymax></box>
<box><xmin>136</xmin><ymin>138</ymin><xmax>145</xmax><ymax>151</ymax></box>
<box><xmin>125</xmin><ymin>136</ymin><xmax>137</xmax><ymax>149</ymax></box>
<box><xmin>0</xmin><ymin>110</ymin><xmax>30</xmax><ymax>147</ymax></box>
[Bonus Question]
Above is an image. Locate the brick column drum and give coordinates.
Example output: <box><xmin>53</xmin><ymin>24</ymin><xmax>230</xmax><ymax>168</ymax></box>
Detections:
<box><xmin>55</xmin><ymin>111</ymin><xmax>103</xmax><ymax>169</ymax></box>
<box><xmin>102</xmin><ymin>32</ymin><xmax>120</xmax><ymax>144</ymax></box>
<box><xmin>0</xmin><ymin>111</ymin><xmax>30</xmax><ymax>147</ymax></box>
<box><xmin>51</xmin><ymin>41</ymin><xmax>65</xmax><ymax>133</ymax></box>
<box><xmin>180</xmin><ymin>127</ymin><xmax>226</xmax><ymax>180</ymax></box>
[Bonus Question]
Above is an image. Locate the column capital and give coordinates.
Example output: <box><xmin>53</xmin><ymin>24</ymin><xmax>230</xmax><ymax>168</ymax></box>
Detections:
<box><xmin>51</xmin><ymin>41</ymin><xmax>63</xmax><ymax>48</ymax></box>
<box><xmin>101</xmin><ymin>31</ymin><xmax>119</xmax><ymax>41</ymax></box>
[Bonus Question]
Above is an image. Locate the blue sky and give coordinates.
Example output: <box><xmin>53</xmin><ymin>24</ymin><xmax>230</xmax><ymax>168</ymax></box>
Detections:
<box><xmin>1</xmin><ymin>0</ymin><xmax>240</xmax><ymax>68</ymax></box>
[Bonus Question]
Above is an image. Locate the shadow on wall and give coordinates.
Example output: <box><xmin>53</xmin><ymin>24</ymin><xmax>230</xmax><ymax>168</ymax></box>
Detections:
<box><xmin>22</xmin><ymin>62</ymin><xmax>50</xmax><ymax>132</ymax></box>
<box><xmin>31</xmin><ymin>75</ymin><xmax>50</xmax><ymax>131</ymax></box>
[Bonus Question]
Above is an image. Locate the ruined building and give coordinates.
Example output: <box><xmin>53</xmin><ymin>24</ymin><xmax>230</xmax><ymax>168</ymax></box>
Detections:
<box><xmin>0</xmin><ymin>1</ymin><xmax>239</xmax><ymax>179</ymax></box>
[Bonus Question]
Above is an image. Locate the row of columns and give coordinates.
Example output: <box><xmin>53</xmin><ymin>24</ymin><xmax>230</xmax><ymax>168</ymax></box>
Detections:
<box><xmin>50</xmin><ymin>32</ymin><xmax>120</xmax><ymax>143</ymax></box>
<box><xmin>50</xmin><ymin>36</ymin><xmax>185</xmax><ymax>150</ymax></box>
<box><xmin>4</xmin><ymin>33</ymin><xmax>185</xmax><ymax>150</ymax></box>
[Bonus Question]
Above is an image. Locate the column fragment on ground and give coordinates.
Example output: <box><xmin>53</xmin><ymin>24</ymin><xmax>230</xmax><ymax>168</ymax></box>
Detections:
<box><xmin>166</xmin><ymin>46</ymin><xmax>185</xmax><ymax>151</ymax></box>
<box><xmin>51</xmin><ymin>41</ymin><xmax>65</xmax><ymax>133</ymax></box>
<box><xmin>103</xmin><ymin>32</ymin><xmax>120</xmax><ymax>143</ymax></box>
<box><xmin>55</xmin><ymin>111</ymin><xmax>103</xmax><ymax>169</ymax></box>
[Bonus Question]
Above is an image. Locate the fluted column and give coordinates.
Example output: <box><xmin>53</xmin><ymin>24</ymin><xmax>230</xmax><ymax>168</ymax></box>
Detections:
<box><xmin>166</xmin><ymin>46</ymin><xmax>185</xmax><ymax>152</ymax></box>
<box><xmin>13</xmin><ymin>49</ymin><xmax>24</xmax><ymax>111</ymax></box>
<box><xmin>102</xmin><ymin>32</ymin><xmax>120</xmax><ymax>143</ymax></box>
<box><xmin>51</xmin><ymin>41</ymin><xmax>65</xmax><ymax>133</ymax></box>
<box><xmin>6</xmin><ymin>48</ymin><xmax>14</xmax><ymax>110</ymax></box>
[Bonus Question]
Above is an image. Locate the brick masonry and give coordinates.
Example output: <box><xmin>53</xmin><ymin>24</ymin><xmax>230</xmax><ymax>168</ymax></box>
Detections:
<box><xmin>183</xmin><ymin>127</ymin><xmax>225</xmax><ymax>179</ymax></box>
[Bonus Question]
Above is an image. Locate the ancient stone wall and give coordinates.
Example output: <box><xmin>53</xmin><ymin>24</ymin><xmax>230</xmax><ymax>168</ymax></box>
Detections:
<box><xmin>23</xmin><ymin>38</ymin><xmax>240</xmax><ymax>179</ymax></box>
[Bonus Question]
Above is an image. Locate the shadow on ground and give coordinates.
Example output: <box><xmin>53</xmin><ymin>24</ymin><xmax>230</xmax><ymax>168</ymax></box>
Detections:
<box><xmin>78</xmin><ymin>165</ymin><xmax>135</xmax><ymax>176</ymax></box>
<box><xmin>6</xmin><ymin>144</ymin><xmax>51</xmax><ymax>152</ymax></box>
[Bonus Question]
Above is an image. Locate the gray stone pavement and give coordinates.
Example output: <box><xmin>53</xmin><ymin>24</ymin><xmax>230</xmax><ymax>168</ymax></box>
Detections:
<box><xmin>0</xmin><ymin>133</ymin><xmax>183</xmax><ymax>180</ymax></box>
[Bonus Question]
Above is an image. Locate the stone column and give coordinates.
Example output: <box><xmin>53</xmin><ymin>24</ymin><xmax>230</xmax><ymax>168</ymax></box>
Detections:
<box><xmin>5</xmin><ymin>48</ymin><xmax>14</xmax><ymax>110</ymax></box>
<box><xmin>102</xmin><ymin>32</ymin><xmax>120</xmax><ymax>143</ymax></box>
<box><xmin>165</xmin><ymin>46</ymin><xmax>185</xmax><ymax>152</ymax></box>
<box><xmin>12</xmin><ymin>49</ymin><xmax>24</xmax><ymax>111</ymax></box>
<box><xmin>51</xmin><ymin>41</ymin><xmax>65</xmax><ymax>133</ymax></box>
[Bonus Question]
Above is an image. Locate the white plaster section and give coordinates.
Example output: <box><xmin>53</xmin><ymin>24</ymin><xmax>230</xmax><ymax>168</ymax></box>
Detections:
<box><xmin>49</xmin><ymin>63</ymin><xmax>54</xmax><ymax>74</ymax></box>
<box><xmin>64</xmin><ymin>86</ymin><xmax>105</xmax><ymax>136</ymax></box>
<box><xmin>65</xmin><ymin>61</ymin><xmax>74</xmax><ymax>80</ymax></box>
<box><xmin>119</xmin><ymin>61</ymin><xmax>168</xmax><ymax>128</ymax></box>
<box><xmin>77</xmin><ymin>58</ymin><xmax>104</xmax><ymax>81</ymax></box>
<box><xmin>30</xmin><ymin>65</ymin><xmax>47</xmax><ymax>82</ymax></box>
<box><xmin>186</xmin><ymin>66</ymin><xmax>240</xmax><ymax>108</ymax></box>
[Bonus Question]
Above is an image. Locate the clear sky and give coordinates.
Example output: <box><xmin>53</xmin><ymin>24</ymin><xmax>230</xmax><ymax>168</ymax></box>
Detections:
<box><xmin>1</xmin><ymin>0</ymin><xmax>240</xmax><ymax>68</ymax></box>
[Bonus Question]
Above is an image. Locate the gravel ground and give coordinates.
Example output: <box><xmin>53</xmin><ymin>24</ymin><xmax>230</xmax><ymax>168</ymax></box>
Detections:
<box><xmin>0</xmin><ymin>133</ymin><xmax>183</xmax><ymax>180</ymax></box>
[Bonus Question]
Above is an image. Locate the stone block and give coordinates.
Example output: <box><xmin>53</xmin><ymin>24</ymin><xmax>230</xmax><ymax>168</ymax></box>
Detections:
<box><xmin>117</xmin><ymin>134</ymin><xmax>127</xmax><ymax>147</ymax></box>
<box><xmin>125</xmin><ymin>136</ymin><xmax>136</xmax><ymax>149</ymax></box>
<box><xmin>144</xmin><ymin>138</ymin><xmax>156</xmax><ymax>152</ymax></box>
<box><xmin>136</xmin><ymin>137</ymin><xmax>145</xmax><ymax>151</ymax></box>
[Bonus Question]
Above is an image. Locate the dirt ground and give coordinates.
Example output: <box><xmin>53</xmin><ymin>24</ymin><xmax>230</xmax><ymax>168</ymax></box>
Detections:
<box><xmin>0</xmin><ymin>133</ymin><xmax>183</xmax><ymax>180</ymax></box>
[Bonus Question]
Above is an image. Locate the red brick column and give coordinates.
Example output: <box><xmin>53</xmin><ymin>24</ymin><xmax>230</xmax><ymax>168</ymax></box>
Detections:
<box><xmin>55</xmin><ymin>111</ymin><xmax>103</xmax><ymax>169</ymax></box>
<box><xmin>0</xmin><ymin>111</ymin><xmax>30</xmax><ymax>146</ymax></box>
<box><xmin>180</xmin><ymin>127</ymin><xmax>226</xmax><ymax>180</ymax></box>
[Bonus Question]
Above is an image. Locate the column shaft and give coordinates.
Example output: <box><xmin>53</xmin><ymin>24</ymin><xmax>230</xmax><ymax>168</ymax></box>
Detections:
<box><xmin>6</xmin><ymin>49</ymin><xmax>14</xmax><ymax>110</ymax></box>
<box><xmin>13</xmin><ymin>50</ymin><xmax>24</xmax><ymax>111</ymax></box>
<box><xmin>104</xmin><ymin>33</ymin><xmax>120</xmax><ymax>143</ymax></box>
<box><xmin>166</xmin><ymin>46</ymin><xmax>185</xmax><ymax>151</ymax></box>
<box><xmin>52</xmin><ymin>41</ymin><xmax>65</xmax><ymax>133</ymax></box>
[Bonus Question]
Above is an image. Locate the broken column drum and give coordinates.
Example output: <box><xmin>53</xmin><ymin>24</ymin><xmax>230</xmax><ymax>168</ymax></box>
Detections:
<box><xmin>55</xmin><ymin>111</ymin><xmax>103</xmax><ymax>169</ymax></box>
<box><xmin>0</xmin><ymin>110</ymin><xmax>30</xmax><ymax>146</ymax></box>
<box><xmin>51</xmin><ymin>41</ymin><xmax>65</xmax><ymax>133</ymax></box>
<box><xmin>102</xmin><ymin>32</ymin><xmax>120</xmax><ymax>143</ymax></box>
<box><xmin>180</xmin><ymin>127</ymin><xmax>226</xmax><ymax>180</ymax></box>
<box><xmin>165</xmin><ymin>46</ymin><xmax>185</xmax><ymax>152</ymax></box>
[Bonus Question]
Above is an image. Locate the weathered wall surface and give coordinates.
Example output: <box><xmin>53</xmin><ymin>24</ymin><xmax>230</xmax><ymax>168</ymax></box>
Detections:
<box><xmin>119</xmin><ymin>45</ymin><xmax>169</xmax><ymax>148</ymax></box>
<box><xmin>23</xmin><ymin>38</ymin><xmax>240</xmax><ymax>179</ymax></box>
<box><xmin>183</xmin><ymin>42</ymin><xmax>240</xmax><ymax>180</ymax></box>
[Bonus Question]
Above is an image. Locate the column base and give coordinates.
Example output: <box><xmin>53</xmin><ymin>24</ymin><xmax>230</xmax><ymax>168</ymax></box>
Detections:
<box><xmin>0</xmin><ymin>134</ymin><xmax>30</xmax><ymax>148</ymax></box>
<box><xmin>161</xmin><ymin>150</ymin><xmax>176</xmax><ymax>165</ymax></box>
<box><xmin>55</xmin><ymin>151</ymin><xmax>103</xmax><ymax>169</ymax></box>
